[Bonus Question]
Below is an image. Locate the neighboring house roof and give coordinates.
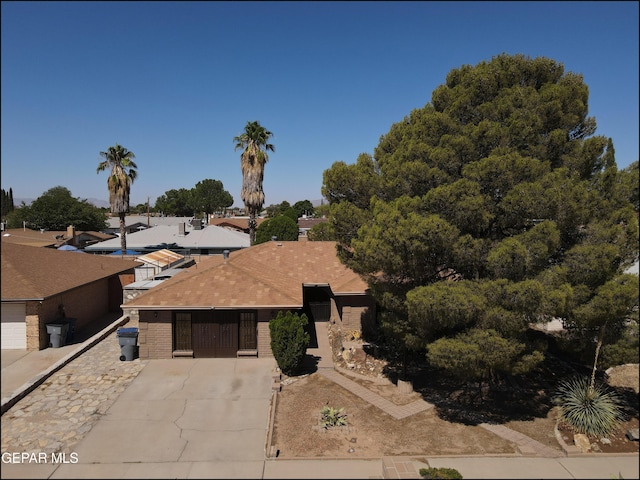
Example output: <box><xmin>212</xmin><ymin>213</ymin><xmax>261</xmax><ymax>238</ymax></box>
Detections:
<box><xmin>1</xmin><ymin>243</ymin><xmax>141</xmax><ymax>300</ymax></box>
<box><xmin>298</xmin><ymin>217</ymin><xmax>329</xmax><ymax>230</ymax></box>
<box><xmin>84</xmin><ymin>224</ymin><xmax>250</xmax><ymax>253</ymax></box>
<box><xmin>0</xmin><ymin>228</ymin><xmax>115</xmax><ymax>248</ymax></box>
<box><xmin>124</xmin><ymin>268</ymin><xmax>188</xmax><ymax>290</ymax></box>
<box><xmin>152</xmin><ymin>268</ymin><xmax>188</xmax><ymax>280</ymax></box>
<box><xmin>78</xmin><ymin>231</ymin><xmax>116</xmax><ymax>241</ymax></box>
<box><xmin>208</xmin><ymin>217</ymin><xmax>267</xmax><ymax>233</ymax></box>
<box><xmin>1</xmin><ymin>228</ymin><xmax>68</xmax><ymax>248</ymax></box>
<box><xmin>136</xmin><ymin>249</ymin><xmax>185</xmax><ymax>268</ymax></box>
<box><xmin>105</xmin><ymin>215</ymin><xmax>196</xmax><ymax>230</ymax></box>
<box><xmin>124</xmin><ymin>241</ymin><xmax>369</xmax><ymax>310</ymax></box>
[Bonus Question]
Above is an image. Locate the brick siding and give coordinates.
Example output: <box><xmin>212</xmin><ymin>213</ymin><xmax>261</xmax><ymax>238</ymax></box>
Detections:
<box><xmin>138</xmin><ymin>310</ymin><xmax>173</xmax><ymax>359</ymax></box>
<box><xmin>257</xmin><ymin>310</ymin><xmax>277</xmax><ymax>357</ymax></box>
<box><xmin>26</xmin><ymin>279</ymin><xmax>116</xmax><ymax>350</ymax></box>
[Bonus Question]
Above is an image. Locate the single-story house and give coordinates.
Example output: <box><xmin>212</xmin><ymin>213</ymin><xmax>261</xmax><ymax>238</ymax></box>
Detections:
<box><xmin>207</xmin><ymin>216</ymin><xmax>267</xmax><ymax>234</ymax></box>
<box><xmin>297</xmin><ymin>216</ymin><xmax>329</xmax><ymax>237</ymax></box>
<box><xmin>73</xmin><ymin>230</ymin><xmax>117</xmax><ymax>248</ymax></box>
<box><xmin>123</xmin><ymin>241</ymin><xmax>376</xmax><ymax>359</ymax></box>
<box><xmin>1</xmin><ymin>243</ymin><xmax>140</xmax><ymax>350</ymax></box>
<box><xmin>85</xmin><ymin>222</ymin><xmax>250</xmax><ymax>256</ymax></box>
<box><xmin>2</xmin><ymin>228</ymin><xmax>66</xmax><ymax>248</ymax></box>
<box><xmin>103</xmin><ymin>215</ymin><xmax>197</xmax><ymax>235</ymax></box>
<box><xmin>1</xmin><ymin>226</ymin><xmax>115</xmax><ymax>249</ymax></box>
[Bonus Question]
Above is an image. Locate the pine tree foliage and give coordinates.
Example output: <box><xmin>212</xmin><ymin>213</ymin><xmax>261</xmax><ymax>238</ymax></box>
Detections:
<box><xmin>322</xmin><ymin>54</ymin><xmax>639</xmax><ymax>381</ymax></box>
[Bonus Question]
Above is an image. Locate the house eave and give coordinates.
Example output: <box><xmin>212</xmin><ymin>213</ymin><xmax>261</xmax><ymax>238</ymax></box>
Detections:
<box><xmin>125</xmin><ymin>304</ymin><xmax>303</xmax><ymax>311</ymax></box>
<box><xmin>2</xmin><ymin>298</ymin><xmax>45</xmax><ymax>302</ymax></box>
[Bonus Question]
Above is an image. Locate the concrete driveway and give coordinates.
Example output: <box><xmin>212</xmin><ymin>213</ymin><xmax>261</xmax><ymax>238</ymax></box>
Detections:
<box><xmin>53</xmin><ymin>357</ymin><xmax>277</xmax><ymax>479</ymax></box>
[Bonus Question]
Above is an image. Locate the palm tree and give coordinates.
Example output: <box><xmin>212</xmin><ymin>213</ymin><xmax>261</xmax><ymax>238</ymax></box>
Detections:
<box><xmin>96</xmin><ymin>144</ymin><xmax>138</xmax><ymax>254</ymax></box>
<box><xmin>234</xmin><ymin>121</ymin><xmax>275</xmax><ymax>245</ymax></box>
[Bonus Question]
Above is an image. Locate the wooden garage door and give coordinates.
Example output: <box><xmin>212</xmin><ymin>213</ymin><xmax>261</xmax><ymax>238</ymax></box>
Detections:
<box><xmin>192</xmin><ymin>311</ymin><xmax>238</xmax><ymax>358</ymax></box>
<box><xmin>1</xmin><ymin>303</ymin><xmax>27</xmax><ymax>349</ymax></box>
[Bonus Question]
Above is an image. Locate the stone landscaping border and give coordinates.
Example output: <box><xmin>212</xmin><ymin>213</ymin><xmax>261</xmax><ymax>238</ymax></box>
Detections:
<box><xmin>0</xmin><ymin>316</ymin><xmax>131</xmax><ymax>416</ymax></box>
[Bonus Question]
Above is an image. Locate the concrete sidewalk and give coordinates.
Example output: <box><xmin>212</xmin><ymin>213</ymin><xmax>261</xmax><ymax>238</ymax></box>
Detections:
<box><xmin>1</xmin><ymin>318</ymin><xmax>638</xmax><ymax>479</ymax></box>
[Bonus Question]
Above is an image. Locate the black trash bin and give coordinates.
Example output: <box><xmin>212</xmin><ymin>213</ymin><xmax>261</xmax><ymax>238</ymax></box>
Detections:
<box><xmin>117</xmin><ymin>327</ymin><xmax>139</xmax><ymax>361</ymax></box>
<box><xmin>46</xmin><ymin>323</ymin><xmax>69</xmax><ymax>348</ymax></box>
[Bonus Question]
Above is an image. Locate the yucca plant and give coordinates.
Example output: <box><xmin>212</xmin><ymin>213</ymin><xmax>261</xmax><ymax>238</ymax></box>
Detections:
<box><xmin>320</xmin><ymin>406</ymin><xmax>348</xmax><ymax>429</ymax></box>
<box><xmin>553</xmin><ymin>375</ymin><xmax>623</xmax><ymax>437</ymax></box>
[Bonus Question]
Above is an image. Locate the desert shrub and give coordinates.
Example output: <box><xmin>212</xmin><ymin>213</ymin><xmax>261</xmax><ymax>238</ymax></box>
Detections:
<box><xmin>553</xmin><ymin>375</ymin><xmax>623</xmax><ymax>436</ymax></box>
<box><xmin>419</xmin><ymin>467</ymin><xmax>463</xmax><ymax>479</ymax></box>
<box><xmin>320</xmin><ymin>406</ymin><xmax>348</xmax><ymax>428</ymax></box>
<box><xmin>269</xmin><ymin>311</ymin><xmax>310</xmax><ymax>376</ymax></box>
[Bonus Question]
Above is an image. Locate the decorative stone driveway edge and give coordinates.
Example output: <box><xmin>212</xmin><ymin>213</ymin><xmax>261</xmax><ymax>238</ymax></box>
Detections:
<box><xmin>0</xmin><ymin>316</ymin><xmax>131</xmax><ymax>416</ymax></box>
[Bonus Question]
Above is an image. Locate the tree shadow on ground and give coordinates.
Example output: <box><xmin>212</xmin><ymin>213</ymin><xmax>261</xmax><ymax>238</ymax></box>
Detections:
<box><xmin>300</xmin><ymin>354</ymin><xmax>321</xmax><ymax>374</ymax></box>
<box><xmin>612</xmin><ymin>385</ymin><xmax>640</xmax><ymax>423</ymax></box>
<box><xmin>346</xmin><ymin>329</ymin><xmax>638</xmax><ymax>428</ymax></box>
<box><xmin>380</xmin><ymin>353</ymin><xmax>608</xmax><ymax>426</ymax></box>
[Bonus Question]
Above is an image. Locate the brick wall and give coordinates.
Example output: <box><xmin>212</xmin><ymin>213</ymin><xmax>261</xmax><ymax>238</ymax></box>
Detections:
<box><xmin>257</xmin><ymin>310</ymin><xmax>277</xmax><ymax>357</ymax></box>
<box><xmin>329</xmin><ymin>297</ymin><xmax>340</xmax><ymax>324</ymax></box>
<box><xmin>25</xmin><ymin>301</ymin><xmax>42</xmax><ymax>351</ymax></box>
<box><xmin>138</xmin><ymin>310</ymin><xmax>173</xmax><ymax>359</ymax></box>
<box><xmin>137</xmin><ymin>316</ymin><xmax>149</xmax><ymax>359</ymax></box>
<box><xmin>26</xmin><ymin>279</ymin><xmax>113</xmax><ymax>350</ymax></box>
<box><xmin>334</xmin><ymin>295</ymin><xmax>376</xmax><ymax>336</ymax></box>
<box><xmin>64</xmin><ymin>280</ymin><xmax>110</xmax><ymax>331</ymax></box>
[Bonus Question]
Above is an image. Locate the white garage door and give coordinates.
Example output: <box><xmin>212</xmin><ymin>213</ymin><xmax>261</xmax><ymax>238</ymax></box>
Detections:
<box><xmin>1</xmin><ymin>303</ymin><xmax>27</xmax><ymax>349</ymax></box>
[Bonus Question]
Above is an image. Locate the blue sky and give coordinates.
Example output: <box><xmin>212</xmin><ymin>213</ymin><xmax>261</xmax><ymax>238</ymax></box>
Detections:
<box><xmin>2</xmin><ymin>1</ymin><xmax>638</xmax><ymax>209</ymax></box>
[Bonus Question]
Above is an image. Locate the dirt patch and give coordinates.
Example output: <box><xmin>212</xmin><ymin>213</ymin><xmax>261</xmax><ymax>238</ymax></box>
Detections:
<box><xmin>272</xmin><ymin>373</ymin><xmax>517</xmax><ymax>458</ymax></box>
<box><xmin>271</xmin><ymin>334</ymin><xmax>639</xmax><ymax>458</ymax></box>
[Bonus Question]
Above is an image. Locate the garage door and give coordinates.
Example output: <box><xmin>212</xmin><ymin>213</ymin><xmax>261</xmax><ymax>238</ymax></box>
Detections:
<box><xmin>192</xmin><ymin>311</ymin><xmax>238</xmax><ymax>358</ymax></box>
<box><xmin>1</xmin><ymin>303</ymin><xmax>27</xmax><ymax>349</ymax></box>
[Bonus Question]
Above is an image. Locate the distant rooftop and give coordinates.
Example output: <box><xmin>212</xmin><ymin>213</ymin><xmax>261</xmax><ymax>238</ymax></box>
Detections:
<box><xmin>85</xmin><ymin>223</ymin><xmax>249</xmax><ymax>253</ymax></box>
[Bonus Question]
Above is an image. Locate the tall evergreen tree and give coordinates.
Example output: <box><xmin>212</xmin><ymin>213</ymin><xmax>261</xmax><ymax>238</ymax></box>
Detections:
<box><xmin>1</xmin><ymin>188</ymin><xmax>15</xmax><ymax>218</ymax></box>
<box><xmin>322</xmin><ymin>54</ymin><xmax>639</xmax><ymax>382</ymax></box>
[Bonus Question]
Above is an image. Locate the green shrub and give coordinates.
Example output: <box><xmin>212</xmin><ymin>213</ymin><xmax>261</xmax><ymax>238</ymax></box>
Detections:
<box><xmin>269</xmin><ymin>311</ymin><xmax>310</xmax><ymax>376</ymax></box>
<box><xmin>599</xmin><ymin>320</ymin><xmax>639</xmax><ymax>369</ymax></box>
<box><xmin>553</xmin><ymin>375</ymin><xmax>623</xmax><ymax>436</ymax></box>
<box><xmin>307</xmin><ymin>221</ymin><xmax>336</xmax><ymax>241</ymax></box>
<box><xmin>419</xmin><ymin>467</ymin><xmax>463</xmax><ymax>479</ymax></box>
<box><xmin>320</xmin><ymin>406</ymin><xmax>348</xmax><ymax>428</ymax></box>
<box><xmin>255</xmin><ymin>216</ymin><xmax>299</xmax><ymax>244</ymax></box>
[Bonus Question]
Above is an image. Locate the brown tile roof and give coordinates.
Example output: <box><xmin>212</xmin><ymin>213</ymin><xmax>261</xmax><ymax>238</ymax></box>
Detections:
<box><xmin>1</xmin><ymin>228</ymin><xmax>67</xmax><ymax>247</ymax></box>
<box><xmin>208</xmin><ymin>217</ymin><xmax>267</xmax><ymax>232</ymax></box>
<box><xmin>79</xmin><ymin>231</ymin><xmax>116</xmax><ymax>241</ymax></box>
<box><xmin>125</xmin><ymin>241</ymin><xmax>369</xmax><ymax>310</ymax></box>
<box><xmin>1</xmin><ymin>243</ymin><xmax>141</xmax><ymax>300</ymax></box>
<box><xmin>1</xmin><ymin>228</ymin><xmax>115</xmax><ymax>248</ymax></box>
<box><xmin>297</xmin><ymin>218</ymin><xmax>329</xmax><ymax>229</ymax></box>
